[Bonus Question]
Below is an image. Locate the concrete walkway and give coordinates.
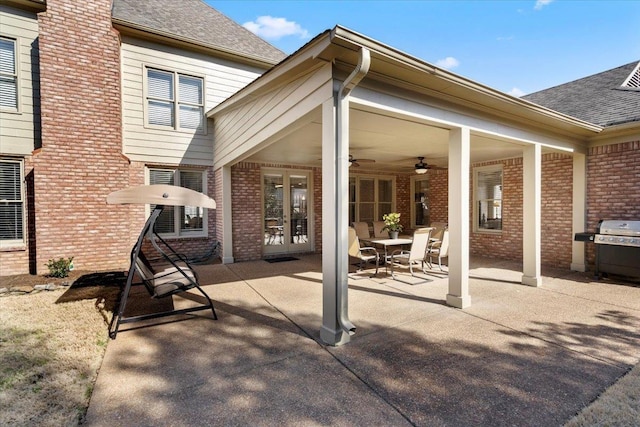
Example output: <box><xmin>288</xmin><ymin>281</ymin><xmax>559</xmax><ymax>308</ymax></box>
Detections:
<box><xmin>85</xmin><ymin>255</ymin><xmax>640</xmax><ymax>426</ymax></box>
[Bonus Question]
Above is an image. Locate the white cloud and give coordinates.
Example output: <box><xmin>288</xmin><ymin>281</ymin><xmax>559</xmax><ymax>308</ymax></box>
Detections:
<box><xmin>534</xmin><ymin>0</ymin><xmax>553</xmax><ymax>10</ymax></box>
<box><xmin>508</xmin><ymin>87</ymin><xmax>526</xmax><ymax>97</ymax></box>
<box><xmin>435</xmin><ymin>56</ymin><xmax>460</xmax><ymax>70</ymax></box>
<box><xmin>243</xmin><ymin>16</ymin><xmax>309</xmax><ymax>40</ymax></box>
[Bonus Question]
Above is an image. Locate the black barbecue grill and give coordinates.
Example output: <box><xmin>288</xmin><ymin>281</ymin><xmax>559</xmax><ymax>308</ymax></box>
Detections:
<box><xmin>592</xmin><ymin>220</ymin><xmax>640</xmax><ymax>279</ymax></box>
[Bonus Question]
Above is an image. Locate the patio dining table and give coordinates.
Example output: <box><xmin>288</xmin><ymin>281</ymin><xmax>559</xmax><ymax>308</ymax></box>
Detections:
<box><xmin>363</xmin><ymin>236</ymin><xmax>413</xmax><ymax>274</ymax></box>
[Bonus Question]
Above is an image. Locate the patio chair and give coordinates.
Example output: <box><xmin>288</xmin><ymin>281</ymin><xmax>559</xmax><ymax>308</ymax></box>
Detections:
<box><xmin>108</xmin><ymin>205</ymin><xmax>217</xmax><ymax>339</ymax></box>
<box><xmin>389</xmin><ymin>227</ymin><xmax>433</xmax><ymax>282</ymax></box>
<box><xmin>426</xmin><ymin>229</ymin><xmax>449</xmax><ymax>271</ymax></box>
<box><xmin>429</xmin><ymin>221</ymin><xmax>448</xmax><ymax>243</ymax></box>
<box><xmin>352</xmin><ymin>221</ymin><xmax>371</xmax><ymax>240</ymax></box>
<box><xmin>348</xmin><ymin>227</ymin><xmax>380</xmax><ymax>277</ymax></box>
<box><xmin>372</xmin><ymin>220</ymin><xmax>387</xmax><ymax>238</ymax></box>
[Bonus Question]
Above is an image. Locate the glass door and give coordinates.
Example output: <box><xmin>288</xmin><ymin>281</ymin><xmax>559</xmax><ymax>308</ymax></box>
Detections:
<box><xmin>263</xmin><ymin>170</ymin><xmax>312</xmax><ymax>254</ymax></box>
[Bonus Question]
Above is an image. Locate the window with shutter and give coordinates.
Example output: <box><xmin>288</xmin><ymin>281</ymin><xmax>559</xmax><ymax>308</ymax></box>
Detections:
<box><xmin>0</xmin><ymin>159</ymin><xmax>24</xmax><ymax>245</ymax></box>
<box><xmin>474</xmin><ymin>165</ymin><xmax>503</xmax><ymax>232</ymax></box>
<box><xmin>146</xmin><ymin>67</ymin><xmax>204</xmax><ymax>132</ymax></box>
<box><xmin>148</xmin><ymin>167</ymin><xmax>207</xmax><ymax>237</ymax></box>
<box><xmin>0</xmin><ymin>37</ymin><xmax>18</xmax><ymax>111</ymax></box>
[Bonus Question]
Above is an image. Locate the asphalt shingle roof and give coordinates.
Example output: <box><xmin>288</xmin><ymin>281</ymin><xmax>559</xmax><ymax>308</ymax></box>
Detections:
<box><xmin>523</xmin><ymin>61</ymin><xmax>640</xmax><ymax>127</ymax></box>
<box><xmin>112</xmin><ymin>0</ymin><xmax>286</xmax><ymax>65</ymax></box>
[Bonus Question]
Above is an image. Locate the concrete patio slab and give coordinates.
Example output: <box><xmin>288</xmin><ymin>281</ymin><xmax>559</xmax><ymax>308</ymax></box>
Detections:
<box><xmin>85</xmin><ymin>255</ymin><xmax>640</xmax><ymax>426</ymax></box>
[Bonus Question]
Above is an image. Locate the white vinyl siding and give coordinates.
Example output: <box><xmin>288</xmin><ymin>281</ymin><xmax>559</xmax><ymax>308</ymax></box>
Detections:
<box><xmin>0</xmin><ymin>5</ymin><xmax>40</xmax><ymax>155</ymax></box>
<box><xmin>0</xmin><ymin>159</ymin><xmax>24</xmax><ymax>246</ymax></box>
<box><xmin>121</xmin><ymin>37</ymin><xmax>267</xmax><ymax>166</ymax></box>
<box><xmin>148</xmin><ymin>167</ymin><xmax>207</xmax><ymax>238</ymax></box>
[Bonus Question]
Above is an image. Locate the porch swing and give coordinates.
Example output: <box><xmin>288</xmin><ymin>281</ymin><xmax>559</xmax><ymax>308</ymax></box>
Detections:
<box><xmin>106</xmin><ymin>185</ymin><xmax>218</xmax><ymax>339</ymax></box>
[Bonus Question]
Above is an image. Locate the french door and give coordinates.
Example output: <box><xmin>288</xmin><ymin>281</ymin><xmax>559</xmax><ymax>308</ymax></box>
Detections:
<box><xmin>262</xmin><ymin>169</ymin><xmax>312</xmax><ymax>255</ymax></box>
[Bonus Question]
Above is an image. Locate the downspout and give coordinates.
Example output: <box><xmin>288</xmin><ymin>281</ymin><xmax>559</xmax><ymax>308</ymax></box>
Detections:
<box><xmin>335</xmin><ymin>47</ymin><xmax>370</xmax><ymax>336</ymax></box>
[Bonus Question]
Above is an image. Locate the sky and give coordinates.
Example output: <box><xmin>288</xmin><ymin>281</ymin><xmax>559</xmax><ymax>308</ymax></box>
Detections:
<box><xmin>208</xmin><ymin>0</ymin><xmax>640</xmax><ymax>97</ymax></box>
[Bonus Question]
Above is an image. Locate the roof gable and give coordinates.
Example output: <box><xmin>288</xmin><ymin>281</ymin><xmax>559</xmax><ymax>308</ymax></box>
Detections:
<box><xmin>523</xmin><ymin>61</ymin><xmax>640</xmax><ymax>127</ymax></box>
<box><xmin>112</xmin><ymin>0</ymin><xmax>286</xmax><ymax>65</ymax></box>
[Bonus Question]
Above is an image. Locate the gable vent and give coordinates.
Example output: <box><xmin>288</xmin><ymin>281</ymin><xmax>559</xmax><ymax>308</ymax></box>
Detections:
<box><xmin>622</xmin><ymin>62</ymin><xmax>640</xmax><ymax>88</ymax></box>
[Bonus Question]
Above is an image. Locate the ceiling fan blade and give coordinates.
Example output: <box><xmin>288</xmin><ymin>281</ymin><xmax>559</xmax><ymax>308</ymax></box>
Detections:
<box><xmin>356</xmin><ymin>158</ymin><xmax>375</xmax><ymax>163</ymax></box>
<box><xmin>352</xmin><ymin>161</ymin><xmax>360</xmax><ymax>167</ymax></box>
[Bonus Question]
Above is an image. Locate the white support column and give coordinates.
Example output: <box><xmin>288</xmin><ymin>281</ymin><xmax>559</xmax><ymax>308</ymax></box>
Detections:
<box><xmin>320</xmin><ymin>96</ymin><xmax>352</xmax><ymax>346</ymax></box>
<box><xmin>571</xmin><ymin>153</ymin><xmax>587</xmax><ymax>272</ymax></box>
<box><xmin>522</xmin><ymin>144</ymin><xmax>542</xmax><ymax>286</ymax></box>
<box><xmin>447</xmin><ymin>127</ymin><xmax>471</xmax><ymax>309</ymax></box>
<box><xmin>221</xmin><ymin>165</ymin><xmax>234</xmax><ymax>264</ymax></box>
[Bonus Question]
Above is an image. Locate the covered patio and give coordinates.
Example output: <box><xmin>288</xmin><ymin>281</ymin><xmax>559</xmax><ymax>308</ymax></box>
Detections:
<box><xmin>85</xmin><ymin>255</ymin><xmax>640</xmax><ymax>426</ymax></box>
<box><xmin>208</xmin><ymin>26</ymin><xmax>600</xmax><ymax>345</ymax></box>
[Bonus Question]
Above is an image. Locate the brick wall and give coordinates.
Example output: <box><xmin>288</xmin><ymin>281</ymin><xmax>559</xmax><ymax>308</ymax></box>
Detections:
<box><xmin>231</xmin><ymin>162</ymin><xmax>263</xmax><ymax>261</ymax></box>
<box><xmin>34</xmin><ymin>0</ymin><xmax>130</xmax><ymax>274</ymax></box>
<box><xmin>427</xmin><ymin>169</ymin><xmax>448</xmax><ymax>224</ymax></box>
<box><xmin>430</xmin><ymin>154</ymin><xmax>573</xmax><ymax>268</ymax></box>
<box><xmin>586</xmin><ymin>140</ymin><xmax>640</xmax><ymax>264</ymax></box>
<box><xmin>468</xmin><ymin>158</ymin><xmax>523</xmax><ymax>262</ymax></box>
<box><xmin>541</xmin><ymin>153</ymin><xmax>573</xmax><ymax>267</ymax></box>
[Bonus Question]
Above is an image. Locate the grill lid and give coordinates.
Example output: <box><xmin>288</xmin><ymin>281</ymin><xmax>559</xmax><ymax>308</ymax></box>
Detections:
<box><xmin>598</xmin><ymin>220</ymin><xmax>640</xmax><ymax>237</ymax></box>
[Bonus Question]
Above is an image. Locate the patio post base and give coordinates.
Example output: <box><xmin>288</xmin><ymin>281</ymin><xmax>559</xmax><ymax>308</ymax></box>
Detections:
<box><xmin>521</xmin><ymin>275</ymin><xmax>542</xmax><ymax>287</ymax></box>
<box><xmin>320</xmin><ymin>325</ymin><xmax>352</xmax><ymax>346</ymax></box>
<box><xmin>446</xmin><ymin>293</ymin><xmax>471</xmax><ymax>309</ymax></box>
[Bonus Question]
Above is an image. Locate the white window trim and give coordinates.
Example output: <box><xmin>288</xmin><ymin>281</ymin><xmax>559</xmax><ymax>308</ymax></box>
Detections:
<box><xmin>349</xmin><ymin>174</ymin><xmax>396</xmax><ymax>223</ymax></box>
<box><xmin>0</xmin><ymin>35</ymin><xmax>20</xmax><ymax>113</ymax></box>
<box><xmin>143</xmin><ymin>65</ymin><xmax>206</xmax><ymax>134</ymax></box>
<box><xmin>0</xmin><ymin>158</ymin><xmax>25</xmax><ymax>247</ymax></box>
<box><xmin>410</xmin><ymin>174</ymin><xmax>430</xmax><ymax>228</ymax></box>
<box><xmin>145</xmin><ymin>167</ymin><xmax>208</xmax><ymax>238</ymax></box>
<box><xmin>473</xmin><ymin>164</ymin><xmax>503</xmax><ymax>234</ymax></box>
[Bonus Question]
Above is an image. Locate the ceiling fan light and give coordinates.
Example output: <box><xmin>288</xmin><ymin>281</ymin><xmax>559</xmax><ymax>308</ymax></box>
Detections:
<box><xmin>415</xmin><ymin>167</ymin><xmax>428</xmax><ymax>174</ymax></box>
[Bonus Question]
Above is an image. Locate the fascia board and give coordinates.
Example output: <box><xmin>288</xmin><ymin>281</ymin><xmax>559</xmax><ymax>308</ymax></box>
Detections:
<box><xmin>330</xmin><ymin>25</ymin><xmax>602</xmax><ymax>136</ymax></box>
<box><xmin>587</xmin><ymin>122</ymin><xmax>640</xmax><ymax>146</ymax></box>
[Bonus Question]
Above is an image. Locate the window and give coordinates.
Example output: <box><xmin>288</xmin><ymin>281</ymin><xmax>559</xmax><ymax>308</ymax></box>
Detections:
<box><xmin>474</xmin><ymin>165</ymin><xmax>503</xmax><ymax>232</ymax></box>
<box><xmin>0</xmin><ymin>37</ymin><xmax>18</xmax><ymax>110</ymax></box>
<box><xmin>146</xmin><ymin>67</ymin><xmax>204</xmax><ymax>132</ymax></box>
<box><xmin>411</xmin><ymin>176</ymin><xmax>430</xmax><ymax>228</ymax></box>
<box><xmin>348</xmin><ymin>176</ymin><xmax>395</xmax><ymax>224</ymax></box>
<box><xmin>148</xmin><ymin>168</ymin><xmax>207</xmax><ymax>237</ymax></box>
<box><xmin>0</xmin><ymin>159</ymin><xmax>24</xmax><ymax>245</ymax></box>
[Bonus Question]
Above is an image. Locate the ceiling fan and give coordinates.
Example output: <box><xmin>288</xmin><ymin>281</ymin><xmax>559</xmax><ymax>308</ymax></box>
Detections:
<box><xmin>414</xmin><ymin>157</ymin><xmax>432</xmax><ymax>174</ymax></box>
<box><xmin>349</xmin><ymin>154</ymin><xmax>375</xmax><ymax>167</ymax></box>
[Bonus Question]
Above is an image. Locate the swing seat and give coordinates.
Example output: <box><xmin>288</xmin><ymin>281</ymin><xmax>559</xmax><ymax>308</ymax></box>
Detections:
<box><xmin>108</xmin><ymin>204</ymin><xmax>217</xmax><ymax>339</ymax></box>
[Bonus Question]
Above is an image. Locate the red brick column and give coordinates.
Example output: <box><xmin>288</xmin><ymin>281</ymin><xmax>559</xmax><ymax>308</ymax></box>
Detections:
<box><xmin>34</xmin><ymin>0</ymin><xmax>130</xmax><ymax>273</ymax></box>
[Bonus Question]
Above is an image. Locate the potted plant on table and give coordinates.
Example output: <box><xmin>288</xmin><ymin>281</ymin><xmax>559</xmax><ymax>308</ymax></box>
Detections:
<box><xmin>382</xmin><ymin>212</ymin><xmax>403</xmax><ymax>239</ymax></box>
